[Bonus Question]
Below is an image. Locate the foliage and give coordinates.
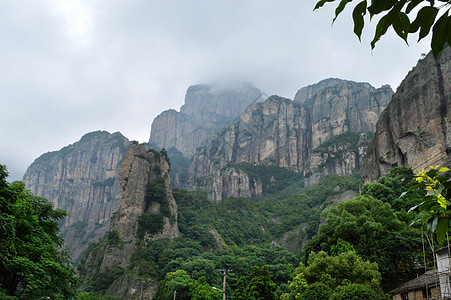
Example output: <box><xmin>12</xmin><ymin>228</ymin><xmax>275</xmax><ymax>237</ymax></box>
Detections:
<box><xmin>313</xmin><ymin>132</ymin><xmax>362</xmax><ymax>154</ymax></box>
<box><xmin>281</xmin><ymin>251</ymin><xmax>384</xmax><ymax>299</ymax></box>
<box><xmin>330</xmin><ymin>238</ymin><xmax>355</xmax><ymax>256</ymax></box>
<box><xmin>229</xmin><ymin>162</ymin><xmax>304</xmax><ymax>194</ymax></box>
<box><xmin>299</xmin><ymin>282</ymin><xmax>333</xmax><ymax>300</ymax></box>
<box><xmin>77</xmin><ymin>291</ymin><xmax>122</xmax><ymax>299</ymax></box>
<box><xmin>361</xmin><ymin>167</ymin><xmax>416</xmax><ymax>211</ymax></box>
<box><xmin>314</xmin><ymin>0</ymin><xmax>451</xmax><ymax>57</ymax></box>
<box><xmin>330</xmin><ymin>283</ymin><xmax>384</xmax><ymax>300</ymax></box>
<box><xmin>145</xmin><ymin>175</ymin><xmax>170</xmax><ymax>216</ymax></box>
<box><xmin>409</xmin><ymin>165</ymin><xmax>451</xmax><ymax>243</ymax></box>
<box><xmin>234</xmin><ymin>265</ymin><xmax>277</xmax><ymax>300</ymax></box>
<box><xmin>304</xmin><ymin>195</ymin><xmax>422</xmax><ymax>290</ymax></box>
<box><xmin>303</xmin><ymin>251</ymin><xmax>381</xmax><ymax>289</ymax></box>
<box><xmin>0</xmin><ymin>164</ymin><xmax>78</xmax><ymax>299</ymax></box>
<box><xmin>85</xmin><ymin>266</ymin><xmax>125</xmax><ymax>294</ymax></box>
<box><xmin>280</xmin><ymin>271</ymin><xmax>308</xmax><ymax>300</ymax></box>
<box><xmin>153</xmin><ymin>270</ymin><xmax>194</xmax><ymax>300</ymax></box>
<box><xmin>191</xmin><ymin>276</ymin><xmax>222</xmax><ymax>300</ymax></box>
<box><xmin>137</xmin><ymin>212</ymin><xmax>164</xmax><ymax>239</ymax></box>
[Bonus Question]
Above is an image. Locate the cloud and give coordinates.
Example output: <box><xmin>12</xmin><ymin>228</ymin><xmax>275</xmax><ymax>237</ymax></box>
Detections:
<box><xmin>0</xmin><ymin>0</ymin><xmax>430</xmax><ymax>180</ymax></box>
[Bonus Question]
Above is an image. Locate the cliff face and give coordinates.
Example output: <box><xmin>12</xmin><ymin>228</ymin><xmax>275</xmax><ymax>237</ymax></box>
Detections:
<box><xmin>80</xmin><ymin>144</ymin><xmax>179</xmax><ymax>299</ymax></box>
<box><xmin>362</xmin><ymin>48</ymin><xmax>451</xmax><ymax>181</ymax></box>
<box><xmin>188</xmin><ymin>79</ymin><xmax>393</xmax><ymax>200</ymax></box>
<box><xmin>149</xmin><ymin>83</ymin><xmax>265</xmax><ymax>158</ymax></box>
<box><xmin>22</xmin><ymin>131</ymin><xmax>130</xmax><ymax>260</ymax></box>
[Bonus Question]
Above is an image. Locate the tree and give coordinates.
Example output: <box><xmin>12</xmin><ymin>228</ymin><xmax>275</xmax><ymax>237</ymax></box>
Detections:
<box><xmin>281</xmin><ymin>251</ymin><xmax>385</xmax><ymax>299</ymax></box>
<box><xmin>153</xmin><ymin>270</ymin><xmax>194</xmax><ymax>300</ymax></box>
<box><xmin>409</xmin><ymin>165</ymin><xmax>451</xmax><ymax>243</ymax></box>
<box><xmin>0</xmin><ymin>164</ymin><xmax>78</xmax><ymax>299</ymax></box>
<box><xmin>314</xmin><ymin>0</ymin><xmax>451</xmax><ymax>57</ymax></box>
<box><xmin>191</xmin><ymin>276</ymin><xmax>222</xmax><ymax>300</ymax></box>
<box><xmin>304</xmin><ymin>196</ymin><xmax>422</xmax><ymax>290</ymax></box>
<box><xmin>234</xmin><ymin>266</ymin><xmax>277</xmax><ymax>300</ymax></box>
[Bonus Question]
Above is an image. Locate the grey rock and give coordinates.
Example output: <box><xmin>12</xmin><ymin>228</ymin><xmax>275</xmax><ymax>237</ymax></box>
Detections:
<box><xmin>22</xmin><ymin>131</ymin><xmax>130</xmax><ymax>261</ymax></box>
<box><xmin>362</xmin><ymin>47</ymin><xmax>451</xmax><ymax>182</ymax></box>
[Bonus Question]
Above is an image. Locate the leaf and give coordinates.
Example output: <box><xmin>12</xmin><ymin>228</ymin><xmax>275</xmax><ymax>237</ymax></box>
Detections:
<box><xmin>392</xmin><ymin>11</ymin><xmax>410</xmax><ymax>43</ymax></box>
<box><xmin>431</xmin><ymin>11</ymin><xmax>450</xmax><ymax>58</ymax></box>
<box><xmin>371</xmin><ymin>15</ymin><xmax>391</xmax><ymax>48</ymax></box>
<box><xmin>406</xmin><ymin>0</ymin><xmax>423</xmax><ymax>14</ymax></box>
<box><xmin>436</xmin><ymin>218</ymin><xmax>448</xmax><ymax>243</ymax></box>
<box><xmin>368</xmin><ymin>0</ymin><xmax>397</xmax><ymax>15</ymax></box>
<box><xmin>439</xmin><ymin>167</ymin><xmax>450</xmax><ymax>173</ymax></box>
<box><xmin>409</xmin><ymin>6</ymin><xmax>439</xmax><ymax>41</ymax></box>
<box><xmin>333</xmin><ymin>0</ymin><xmax>352</xmax><ymax>23</ymax></box>
<box><xmin>400</xmin><ymin>191</ymin><xmax>408</xmax><ymax>198</ymax></box>
<box><xmin>314</xmin><ymin>0</ymin><xmax>336</xmax><ymax>10</ymax></box>
<box><xmin>353</xmin><ymin>1</ymin><xmax>368</xmax><ymax>40</ymax></box>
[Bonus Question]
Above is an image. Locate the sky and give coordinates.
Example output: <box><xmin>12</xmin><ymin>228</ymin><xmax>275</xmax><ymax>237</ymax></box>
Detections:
<box><xmin>1</xmin><ymin>0</ymin><xmax>431</xmax><ymax>181</ymax></box>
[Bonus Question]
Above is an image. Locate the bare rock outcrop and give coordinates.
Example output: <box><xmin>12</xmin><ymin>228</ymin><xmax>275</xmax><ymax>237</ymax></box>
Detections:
<box><xmin>22</xmin><ymin>131</ymin><xmax>130</xmax><ymax>260</ymax></box>
<box><xmin>80</xmin><ymin>143</ymin><xmax>179</xmax><ymax>299</ymax></box>
<box><xmin>362</xmin><ymin>47</ymin><xmax>451</xmax><ymax>182</ymax></box>
<box><xmin>149</xmin><ymin>82</ymin><xmax>265</xmax><ymax>158</ymax></box>
<box><xmin>188</xmin><ymin>79</ymin><xmax>393</xmax><ymax>200</ymax></box>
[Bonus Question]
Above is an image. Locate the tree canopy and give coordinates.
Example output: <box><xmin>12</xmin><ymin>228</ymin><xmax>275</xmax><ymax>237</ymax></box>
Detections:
<box><xmin>314</xmin><ymin>0</ymin><xmax>451</xmax><ymax>57</ymax></box>
<box><xmin>304</xmin><ymin>195</ymin><xmax>422</xmax><ymax>290</ymax></box>
<box><xmin>0</xmin><ymin>164</ymin><xmax>78</xmax><ymax>299</ymax></box>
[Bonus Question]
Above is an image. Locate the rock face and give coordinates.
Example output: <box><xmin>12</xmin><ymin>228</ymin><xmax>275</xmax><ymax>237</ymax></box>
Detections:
<box><xmin>149</xmin><ymin>82</ymin><xmax>265</xmax><ymax>157</ymax></box>
<box><xmin>22</xmin><ymin>131</ymin><xmax>130</xmax><ymax>261</ymax></box>
<box><xmin>188</xmin><ymin>79</ymin><xmax>393</xmax><ymax>200</ymax></box>
<box><xmin>362</xmin><ymin>48</ymin><xmax>451</xmax><ymax>181</ymax></box>
<box><xmin>80</xmin><ymin>143</ymin><xmax>179</xmax><ymax>299</ymax></box>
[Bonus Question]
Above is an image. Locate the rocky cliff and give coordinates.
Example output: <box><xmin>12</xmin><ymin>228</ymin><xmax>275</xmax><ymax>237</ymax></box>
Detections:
<box><xmin>149</xmin><ymin>82</ymin><xmax>265</xmax><ymax>158</ymax></box>
<box><xmin>188</xmin><ymin>79</ymin><xmax>393</xmax><ymax>200</ymax></box>
<box><xmin>22</xmin><ymin>131</ymin><xmax>130</xmax><ymax>261</ymax></box>
<box><xmin>79</xmin><ymin>143</ymin><xmax>179</xmax><ymax>298</ymax></box>
<box><xmin>362</xmin><ymin>47</ymin><xmax>451</xmax><ymax>181</ymax></box>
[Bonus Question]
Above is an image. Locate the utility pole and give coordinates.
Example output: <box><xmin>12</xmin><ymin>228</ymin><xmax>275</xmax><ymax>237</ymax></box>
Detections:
<box><xmin>220</xmin><ymin>269</ymin><xmax>232</xmax><ymax>300</ymax></box>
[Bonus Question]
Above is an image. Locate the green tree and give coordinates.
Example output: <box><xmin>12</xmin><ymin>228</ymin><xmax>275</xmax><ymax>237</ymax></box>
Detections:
<box><xmin>281</xmin><ymin>251</ymin><xmax>385</xmax><ymax>299</ymax></box>
<box><xmin>302</xmin><ymin>251</ymin><xmax>381</xmax><ymax>290</ymax></box>
<box><xmin>299</xmin><ymin>282</ymin><xmax>333</xmax><ymax>300</ymax></box>
<box><xmin>153</xmin><ymin>269</ymin><xmax>194</xmax><ymax>300</ymax></box>
<box><xmin>314</xmin><ymin>0</ymin><xmax>451</xmax><ymax>57</ymax></box>
<box><xmin>191</xmin><ymin>276</ymin><xmax>222</xmax><ymax>300</ymax></box>
<box><xmin>304</xmin><ymin>196</ymin><xmax>422</xmax><ymax>290</ymax></box>
<box><xmin>234</xmin><ymin>266</ymin><xmax>276</xmax><ymax>300</ymax></box>
<box><xmin>330</xmin><ymin>283</ymin><xmax>382</xmax><ymax>300</ymax></box>
<box><xmin>409</xmin><ymin>165</ymin><xmax>451</xmax><ymax>243</ymax></box>
<box><xmin>0</xmin><ymin>164</ymin><xmax>78</xmax><ymax>299</ymax></box>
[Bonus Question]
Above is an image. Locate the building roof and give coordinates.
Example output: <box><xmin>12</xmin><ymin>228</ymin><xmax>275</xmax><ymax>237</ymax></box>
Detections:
<box><xmin>389</xmin><ymin>270</ymin><xmax>440</xmax><ymax>295</ymax></box>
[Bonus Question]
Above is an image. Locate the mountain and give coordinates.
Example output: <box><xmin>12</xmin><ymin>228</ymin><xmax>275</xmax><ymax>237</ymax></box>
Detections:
<box><xmin>149</xmin><ymin>82</ymin><xmax>265</xmax><ymax>158</ymax></box>
<box><xmin>362</xmin><ymin>47</ymin><xmax>451</xmax><ymax>181</ymax></box>
<box><xmin>22</xmin><ymin>131</ymin><xmax>130</xmax><ymax>261</ymax></box>
<box><xmin>188</xmin><ymin>79</ymin><xmax>393</xmax><ymax>200</ymax></box>
<box><xmin>79</xmin><ymin>143</ymin><xmax>178</xmax><ymax>298</ymax></box>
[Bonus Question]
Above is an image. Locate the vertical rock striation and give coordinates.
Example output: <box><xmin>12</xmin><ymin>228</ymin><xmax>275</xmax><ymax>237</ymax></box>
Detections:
<box><xmin>80</xmin><ymin>143</ymin><xmax>179</xmax><ymax>299</ymax></box>
<box><xmin>188</xmin><ymin>79</ymin><xmax>393</xmax><ymax>200</ymax></box>
<box><xmin>362</xmin><ymin>47</ymin><xmax>451</xmax><ymax>182</ymax></box>
<box><xmin>22</xmin><ymin>131</ymin><xmax>130</xmax><ymax>260</ymax></box>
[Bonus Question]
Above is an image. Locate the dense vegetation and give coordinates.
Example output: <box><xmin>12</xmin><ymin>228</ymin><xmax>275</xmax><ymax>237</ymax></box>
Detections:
<box><xmin>0</xmin><ymin>165</ymin><xmax>78</xmax><ymax>299</ymax></box>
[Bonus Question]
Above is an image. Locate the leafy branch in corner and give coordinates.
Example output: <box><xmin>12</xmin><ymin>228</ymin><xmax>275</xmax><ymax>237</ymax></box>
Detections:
<box><xmin>408</xmin><ymin>165</ymin><xmax>451</xmax><ymax>243</ymax></box>
<box><xmin>314</xmin><ymin>0</ymin><xmax>451</xmax><ymax>57</ymax></box>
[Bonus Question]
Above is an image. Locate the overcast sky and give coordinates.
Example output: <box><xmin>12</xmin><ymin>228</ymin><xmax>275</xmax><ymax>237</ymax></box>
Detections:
<box><xmin>1</xmin><ymin>0</ymin><xmax>431</xmax><ymax>181</ymax></box>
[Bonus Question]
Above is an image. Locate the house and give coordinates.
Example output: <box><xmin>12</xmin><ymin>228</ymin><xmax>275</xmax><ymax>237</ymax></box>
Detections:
<box><xmin>390</xmin><ymin>270</ymin><xmax>440</xmax><ymax>300</ymax></box>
